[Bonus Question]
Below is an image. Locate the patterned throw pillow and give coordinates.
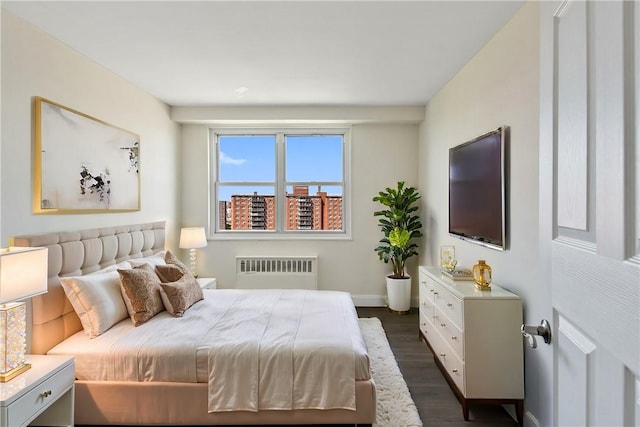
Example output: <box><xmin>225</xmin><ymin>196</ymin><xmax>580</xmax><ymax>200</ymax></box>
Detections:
<box><xmin>155</xmin><ymin>264</ymin><xmax>186</xmax><ymax>283</ymax></box>
<box><xmin>159</xmin><ymin>274</ymin><xmax>204</xmax><ymax>317</ymax></box>
<box><xmin>164</xmin><ymin>249</ymin><xmax>190</xmax><ymax>275</ymax></box>
<box><xmin>117</xmin><ymin>264</ymin><xmax>164</xmax><ymax>326</ymax></box>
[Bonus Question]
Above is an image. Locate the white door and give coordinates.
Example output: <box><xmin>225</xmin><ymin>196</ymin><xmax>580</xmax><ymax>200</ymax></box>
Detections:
<box><xmin>540</xmin><ymin>1</ymin><xmax>640</xmax><ymax>426</ymax></box>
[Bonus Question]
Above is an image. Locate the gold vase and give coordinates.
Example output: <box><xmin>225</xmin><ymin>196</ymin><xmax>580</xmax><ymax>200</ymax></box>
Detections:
<box><xmin>472</xmin><ymin>260</ymin><xmax>492</xmax><ymax>290</ymax></box>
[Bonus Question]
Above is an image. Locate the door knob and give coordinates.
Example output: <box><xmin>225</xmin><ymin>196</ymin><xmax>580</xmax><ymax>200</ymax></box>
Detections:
<box><xmin>521</xmin><ymin>319</ymin><xmax>551</xmax><ymax>348</ymax></box>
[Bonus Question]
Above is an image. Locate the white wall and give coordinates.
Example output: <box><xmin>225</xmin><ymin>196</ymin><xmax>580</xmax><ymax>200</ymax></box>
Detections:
<box><xmin>0</xmin><ymin>11</ymin><xmax>181</xmax><ymax>246</ymax></box>
<box><xmin>418</xmin><ymin>2</ymin><xmax>551</xmax><ymax>426</ymax></box>
<box><xmin>177</xmin><ymin>108</ymin><xmax>422</xmax><ymax>303</ymax></box>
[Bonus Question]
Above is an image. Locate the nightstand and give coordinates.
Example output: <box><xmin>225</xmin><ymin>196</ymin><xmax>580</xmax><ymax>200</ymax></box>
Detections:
<box><xmin>0</xmin><ymin>355</ymin><xmax>74</xmax><ymax>427</ymax></box>
<box><xmin>197</xmin><ymin>277</ymin><xmax>217</xmax><ymax>289</ymax></box>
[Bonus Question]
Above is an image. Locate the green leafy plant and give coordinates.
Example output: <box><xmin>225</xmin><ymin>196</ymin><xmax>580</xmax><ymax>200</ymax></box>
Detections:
<box><xmin>373</xmin><ymin>181</ymin><xmax>423</xmax><ymax>279</ymax></box>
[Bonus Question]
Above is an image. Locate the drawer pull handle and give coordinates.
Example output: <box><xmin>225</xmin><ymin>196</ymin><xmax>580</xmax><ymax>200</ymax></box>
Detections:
<box><xmin>439</xmin><ymin>353</ymin><xmax>446</xmax><ymax>357</ymax></box>
<box><xmin>451</xmin><ymin>336</ymin><xmax>458</xmax><ymax>340</ymax></box>
<box><xmin>433</xmin><ymin>292</ymin><xmax>439</xmax><ymax>295</ymax></box>
<box><xmin>447</xmin><ymin>303</ymin><xmax>453</xmax><ymax>307</ymax></box>
<box><xmin>40</xmin><ymin>390</ymin><xmax>52</xmax><ymax>398</ymax></box>
<box><xmin>452</xmin><ymin>369</ymin><xmax>458</xmax><ymax>373</ymax></box>
<box><xmin>440</xmin><ymin>323</ymin><xmax>446</xmax><ymax>327</ymax></box>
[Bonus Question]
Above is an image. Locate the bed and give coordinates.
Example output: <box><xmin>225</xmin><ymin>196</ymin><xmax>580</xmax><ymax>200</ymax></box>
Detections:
<box><xmin>12</xmin><ymin>222</ymin><xmax>376</xmax><ymax>426</ymax></box>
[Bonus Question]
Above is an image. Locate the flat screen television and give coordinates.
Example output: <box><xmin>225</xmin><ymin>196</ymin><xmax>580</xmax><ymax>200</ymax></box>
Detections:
<box><xmin>448</xmin><ymin>126</ymin><xmax>508</xmax><ymax>251</ymax></box>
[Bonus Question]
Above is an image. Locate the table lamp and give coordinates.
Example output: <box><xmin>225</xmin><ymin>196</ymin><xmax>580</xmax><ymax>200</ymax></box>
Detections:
<box><xmin>179</xmin><ymin>227</ymin><xmax>207</xmax><ymax>278</ymax></box>
<box><xmin>0</xmin><ymin>246</ymin><xmax>48</xmax><ymax>382</ymax></box>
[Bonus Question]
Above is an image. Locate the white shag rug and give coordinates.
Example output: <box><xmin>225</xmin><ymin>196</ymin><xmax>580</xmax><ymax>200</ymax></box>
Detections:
<box><xmin>359</xmin><ymin>317</ymin><xmax>423</xmax><ymax>427</ymax></box>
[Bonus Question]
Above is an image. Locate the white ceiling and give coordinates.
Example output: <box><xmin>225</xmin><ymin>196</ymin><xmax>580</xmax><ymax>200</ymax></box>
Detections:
<box><xmin>2</xmin><ymin>1</ymin><xmax>525</xmax><ymax>107</ymax></box>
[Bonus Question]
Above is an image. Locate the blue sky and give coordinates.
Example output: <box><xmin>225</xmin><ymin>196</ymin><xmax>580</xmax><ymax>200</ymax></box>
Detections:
<box><xmin>217</xmin><ymin>135</ymin><xmax>343</xmax><ymax>201</ymax></box>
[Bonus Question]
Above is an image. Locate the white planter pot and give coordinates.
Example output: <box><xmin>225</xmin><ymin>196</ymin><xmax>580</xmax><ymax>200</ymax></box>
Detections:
<box><xmin>386</xmin><ymin>275</ymin><xmax>411</xmax><ymax>313</ymax></box>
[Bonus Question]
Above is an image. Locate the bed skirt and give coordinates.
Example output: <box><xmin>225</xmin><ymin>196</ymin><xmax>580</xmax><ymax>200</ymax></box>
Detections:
<box><xmin>74</xmin><ymin>379</ymin><xmax>376</xmax><ymax>425</ymax></box>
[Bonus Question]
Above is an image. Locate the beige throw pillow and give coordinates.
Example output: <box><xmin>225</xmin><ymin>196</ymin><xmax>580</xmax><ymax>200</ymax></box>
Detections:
<box><xmin>118</xmin><ymin>264</ymin><xmax>164</xmax><ymax>326</ymax></box>
<box><xmin>159</xmin><ymin>274</ymin><xmax>204</xmax><ymax>317</ymax></box>
<box><xmin>164</xmin><ymin>249</ymin><xmax>189</xmax><ymax>275</ymax></box>
<box><xmin>155</xmin><ymin>264</ymin><xmax>185</xmax><ymax>283</ymax></box>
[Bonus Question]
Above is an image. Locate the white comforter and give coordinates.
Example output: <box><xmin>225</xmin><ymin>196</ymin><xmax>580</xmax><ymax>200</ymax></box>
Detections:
<box><xmin>48</xmin><ymin>289</ymin><xmax>369</xmax><ymax>413</ymax></box>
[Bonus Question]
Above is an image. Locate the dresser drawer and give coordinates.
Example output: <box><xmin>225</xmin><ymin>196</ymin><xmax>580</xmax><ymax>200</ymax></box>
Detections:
<box><xmin>440</xmin><ymin>346</ymin><xmax>465</xmax><ymax>394</ymax></box>
<box><xmin>419</xmin><ymin>310</ymin><xmax>438</xmax><ymax>339</ymax></box>
<box><xmin>429</xmin><ymin>324</ymin><xmax>465</xmax><ymax>394</ymax></box>
<box><xmin>7</xmin><ymin>362</ymin><xmax>74</xmax><ymax>427</ymax></box>
<box><xmin>433</xmin><ymin>305</ymin><xmax>464</xmax><ymax>359</ymax></box>
<box><xmin>419</xmin><ymin>272</ymin><xmax>437</xmax><ymax>304</ymax></box>
<box><xmin>419</xmin><ymin>285</ymin><xmax>435</xmax><ymax>318</ymax></box>
<box><xmin>434</xmin><ymin>283</ymin><xmax>463</xmax><ymax>328</ymax></box>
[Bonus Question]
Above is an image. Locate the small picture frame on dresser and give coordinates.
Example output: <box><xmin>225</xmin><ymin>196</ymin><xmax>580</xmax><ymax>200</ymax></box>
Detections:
<box><xmin>440</xmin><ymin>245</ymin><xmax>456</xmax><ymax>271</ymax></box>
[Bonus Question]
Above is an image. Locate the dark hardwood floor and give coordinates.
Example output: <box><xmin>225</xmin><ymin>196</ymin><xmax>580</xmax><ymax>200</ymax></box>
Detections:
<box><xmin>357</xmin><ymin>307</ymin><xmax>519</xmax><ymax>427</ymax></box>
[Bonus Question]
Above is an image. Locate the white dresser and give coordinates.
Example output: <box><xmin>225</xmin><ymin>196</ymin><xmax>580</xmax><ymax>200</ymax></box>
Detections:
<box><xmin>418</xmin><ymin>266</ymin><xmax>524</xmax><ymax>424</ymax></box>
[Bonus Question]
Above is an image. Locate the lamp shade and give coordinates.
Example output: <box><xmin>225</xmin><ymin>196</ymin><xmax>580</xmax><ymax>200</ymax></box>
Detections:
<box><xmin>0</xmin><ymin>247</ymin><xmax>48</xmax><ymax>304</ymax></box>
<box><xmin>179</xmin><ymin>227</ymin><xmax>208</xmax><ymax>249</ymax></box>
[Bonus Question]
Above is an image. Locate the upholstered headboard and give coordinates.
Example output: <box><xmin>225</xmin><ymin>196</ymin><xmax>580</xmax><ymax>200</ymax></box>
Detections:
<box><xmin>12</xmin><ymin>221</ymin><xmax>166</xmax><ymax>355</ymax></box>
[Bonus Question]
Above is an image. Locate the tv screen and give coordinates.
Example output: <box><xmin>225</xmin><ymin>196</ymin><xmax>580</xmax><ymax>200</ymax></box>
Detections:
<box><xmin>448</xmin><ymin>126</ymin><xmax>507</xmax><ymax>251</ymax></box>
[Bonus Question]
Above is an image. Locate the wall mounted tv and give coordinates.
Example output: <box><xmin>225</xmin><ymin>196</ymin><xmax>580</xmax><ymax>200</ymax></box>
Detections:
<box><xmin>448</xmin><ymin>126</ymin><xmax>508</xmax><ymax>251</ymax></box>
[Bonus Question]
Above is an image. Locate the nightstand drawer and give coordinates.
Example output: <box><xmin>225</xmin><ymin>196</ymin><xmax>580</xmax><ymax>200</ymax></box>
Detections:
<box><xmin>7</xmin><ymin>362</ymin><xmax>74</xmax><ymax>427</ymax></box>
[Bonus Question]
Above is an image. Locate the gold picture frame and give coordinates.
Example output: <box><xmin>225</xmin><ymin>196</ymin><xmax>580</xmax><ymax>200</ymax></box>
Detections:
<box><xmin>33</xmin><ymin>97</ymin><xmax>140</xmax><ymax>214</ymax></box>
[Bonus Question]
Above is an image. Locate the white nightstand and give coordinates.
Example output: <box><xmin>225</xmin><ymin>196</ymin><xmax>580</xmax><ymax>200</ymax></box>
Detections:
<box><xmin>0</xmin><ymin>355</ymin><xmax>74</xmax><ymax>427</ymax></box>
<box><xmin>197</xmin><ymin>277</ymin><xmax>217</xmax><ymax>289</ymax></box>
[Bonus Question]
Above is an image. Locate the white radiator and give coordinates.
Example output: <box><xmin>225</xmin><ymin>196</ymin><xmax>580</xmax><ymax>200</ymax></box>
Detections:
<box><xmin>235</xmin><ymin>256</ymin><xmax>318</xmax><ymax>290</ymax></box>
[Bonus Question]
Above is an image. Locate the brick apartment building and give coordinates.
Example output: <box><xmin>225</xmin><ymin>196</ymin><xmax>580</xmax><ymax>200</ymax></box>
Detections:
<box><xmin>220</xmin><ymin>186</ymin><xmax>342</xmax><ymax>231</ymax></box>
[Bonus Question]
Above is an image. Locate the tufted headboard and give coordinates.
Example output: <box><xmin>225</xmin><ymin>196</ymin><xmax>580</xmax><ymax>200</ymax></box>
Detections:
<box><xmin>11</xmin><ymin>221</ymin><xmax>166</xmax><ymax>355</ymax></box>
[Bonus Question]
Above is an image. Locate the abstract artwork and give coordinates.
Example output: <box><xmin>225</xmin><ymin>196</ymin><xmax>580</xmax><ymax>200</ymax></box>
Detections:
<box><xmin>34</xmin><ymin>97</ymin><xmax>140</xmax><ymax>213</ymax></box>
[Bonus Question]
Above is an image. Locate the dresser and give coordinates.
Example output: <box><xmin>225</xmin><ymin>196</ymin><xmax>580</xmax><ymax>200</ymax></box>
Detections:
<box><xmin>418</xmin><ymin>266</ymin><xmax>524</xmax><ymax>425</ymax></box>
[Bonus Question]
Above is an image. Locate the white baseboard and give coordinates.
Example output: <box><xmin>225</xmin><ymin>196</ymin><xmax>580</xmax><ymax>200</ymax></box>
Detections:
<box><xmin>503</xmin><ymin>406</ymin><xmax>538</xmax><ymax>427</ymax></box>
<box><xmin>524</xmin><ymin>410</ymin><xmax>540</xmax><ymax>427</ymax></box>
<box><xmin>351</xmin><ymin>294</ymin><xmax>419</xmax><ymax>308</ymax></box>
<box><xmin>351</xmin><ymin>295</ymin><xmax>386</xmax><ymax>307</ymax></box>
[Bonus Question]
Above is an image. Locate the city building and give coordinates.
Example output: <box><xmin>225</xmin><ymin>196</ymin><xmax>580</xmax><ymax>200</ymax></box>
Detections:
<box><xmin>228</xmin><ymin>186</ymin><xmax>342</xmax><ymax>231</ymax></box>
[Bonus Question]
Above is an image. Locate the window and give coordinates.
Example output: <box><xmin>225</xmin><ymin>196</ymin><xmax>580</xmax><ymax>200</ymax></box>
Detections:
<box><xmin>211</xmin><ymin>128</ymin><xmax>350</xmax><ymax>238</ymax></box>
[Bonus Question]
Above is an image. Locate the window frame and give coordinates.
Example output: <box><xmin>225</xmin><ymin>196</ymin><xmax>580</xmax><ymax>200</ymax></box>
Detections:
<box><xmin>209</xmin><ymin>126</ymin><xmax>351</xmax><ymax>240</ymax></box>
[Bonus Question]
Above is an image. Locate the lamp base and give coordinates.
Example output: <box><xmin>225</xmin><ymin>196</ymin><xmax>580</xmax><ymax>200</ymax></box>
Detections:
<box><xmin>189</xmin><ymin>248</ymin><xmax>198</xmax><ymax>278</ymax></box>
<box><xmin>1</xmin><ymin>301</ymin><xmax>29</xmax><ymax>382</ymax></box>
<box><xmin>0</xmin><ymin>362</ymin><xmax>31</xmax><ymax>382</ymax></box>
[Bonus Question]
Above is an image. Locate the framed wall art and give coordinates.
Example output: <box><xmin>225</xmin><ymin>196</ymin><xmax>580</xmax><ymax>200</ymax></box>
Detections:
<box><xmin>33</xmin><ymin>97</ymin><xmax>140</xmax><ymax>213</ymax></box>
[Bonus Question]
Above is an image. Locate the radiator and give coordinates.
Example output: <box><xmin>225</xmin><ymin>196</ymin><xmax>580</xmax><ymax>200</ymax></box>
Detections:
<box><xmin>235</xmin><ymin>256</ymin><xmax>318</xmax><ymax>290</ymax></box>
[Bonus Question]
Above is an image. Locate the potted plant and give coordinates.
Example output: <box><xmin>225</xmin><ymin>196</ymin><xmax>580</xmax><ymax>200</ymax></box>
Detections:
<box><xmin>373</xmin><ymin>181</ymin><xmax>423</xmax><ymax>313</ymax></box>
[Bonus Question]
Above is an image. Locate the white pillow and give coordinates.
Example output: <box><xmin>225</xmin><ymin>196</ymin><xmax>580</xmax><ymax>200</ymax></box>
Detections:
<box><xmin>128</xmin><ymin>250</ymin><xmax>167</xmax><ymax>268</ymax></box>
<box><xmin>94</xmin><ymin>261</ymin><xmax>132</xmax><ymax>274</ymax></box>
<box><xmin>60</xmin><ymin>265</ymin><xmax>130</xmax><ymax>338</ymax></box>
